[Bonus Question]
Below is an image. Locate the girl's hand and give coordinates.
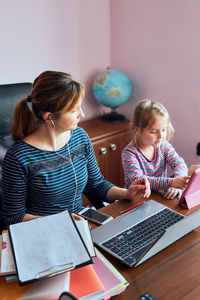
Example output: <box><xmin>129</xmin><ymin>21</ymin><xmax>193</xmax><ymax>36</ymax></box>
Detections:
<box><xmin>164</xmin><ymin>187</ymin><xmax>182</xmax><ymax>200</ymax></box>
<box><xmin>127</xmin><ymin>177</ymin><xmax>151</xmax><ymax>200</ymax></box>
<box><xmin>172</xmin><ymin>176</ymin><xmax>190</xmax><ymax>189</ymax></box>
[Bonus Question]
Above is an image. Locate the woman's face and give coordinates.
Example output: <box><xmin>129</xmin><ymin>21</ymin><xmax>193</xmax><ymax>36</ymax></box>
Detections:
<box><xmin>54</xmin><ymin>94</ymin><xmax>84</xmax><ymax>132</ymax></box>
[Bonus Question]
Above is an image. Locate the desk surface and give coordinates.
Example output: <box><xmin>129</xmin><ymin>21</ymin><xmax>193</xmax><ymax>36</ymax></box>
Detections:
<box><xmin>95</xmin><ymin>191</ymin><xmax>200</xmax><ymax>300</ymax></box>
<box><xmin>1</xmin><ymin>164</ymin><xmax>200</xmax><ymax>300</ymax></box>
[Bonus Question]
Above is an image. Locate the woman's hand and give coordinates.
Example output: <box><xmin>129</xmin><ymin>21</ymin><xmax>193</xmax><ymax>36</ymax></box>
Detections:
<box><xmin>71</xmin><ymin>213</ymin><xmax>83</xmax><ymax>220</ymax></box>
<box><xmin>172</xmin><ymin>176</ymin><xmax>190</xmax><ymax>189</ymax></box>
<box><xmin>127</xmin><ymin>178</ymin><xmax>151</xmax><ymax>201</ymax></box>
<box><xmin>164</xmin><ymin>187</ymin><xmax>182</xmax><ymax>200</ymax></box>
<box><xmin>106</xmin><ymin>178</ymin><xmax>150</xmax><ymax>202</ymax></box>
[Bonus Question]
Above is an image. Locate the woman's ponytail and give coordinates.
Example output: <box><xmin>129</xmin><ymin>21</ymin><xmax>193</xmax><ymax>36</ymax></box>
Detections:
<box><xmin>11</xmin><ymin>96</ymin><xmax>36</xmax><ymax>140</ymax></box>
<box><xmin>11</xmin><ymin>71</ymin><xmax>85</xmax><ymax>141</ymax></box>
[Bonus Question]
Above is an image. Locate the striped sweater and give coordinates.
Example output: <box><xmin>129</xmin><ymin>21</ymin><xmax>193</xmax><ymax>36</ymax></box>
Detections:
<box><xmin>2</xmin><ymin>127</ymin><xmax>113</xmax><ymax>225</ymax></box>
<box><xmin>122</xmin><ymin>140</ymin><xmax>188</xmax><ymax>191</ymax></box>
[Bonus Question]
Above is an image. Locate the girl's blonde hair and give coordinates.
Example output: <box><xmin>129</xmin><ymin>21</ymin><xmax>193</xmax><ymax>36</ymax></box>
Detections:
<box><xmin>11</xmin><ymin>71</ymin><xmax>85</xmax><ymax>141</ymax></box>
<box><xmin>131</xmin><ymin>99</ymin><xmax>174</xmax><ymax>145</ymax></box>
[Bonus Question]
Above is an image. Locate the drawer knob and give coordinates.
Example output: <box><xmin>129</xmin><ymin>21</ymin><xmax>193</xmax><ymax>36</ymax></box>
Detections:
<box><xmin>100</xmin><ymin>147</ymin><xmax>107</xmax><ymax>155</ymax></box>
<box><xmin>110</xmin><ymin>143</ymin><xmax>117</xmax><ymax>151</ymax></box>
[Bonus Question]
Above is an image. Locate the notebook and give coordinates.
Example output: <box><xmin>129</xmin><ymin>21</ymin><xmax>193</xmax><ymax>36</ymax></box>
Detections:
<box><xmin>75</xmin><ymin>219</ymin><xmax>95</xmax><ymax>257</ymax></box>
<box><xmin>179</xmin><ymin>168</ymin><xmax>200</xmax><ymax>209</ymax></box>
<box><xmin>70</xmin><ymin>264</ymin><xmax>105</xmax><ymax>299</ymax></box>
<box><xmin>0</xmin><ymin>219</ymin><xmax>95</xmax><ymax>279</ymax></box>
<box><xmin>70</xmin><ymin>248</ymin><xmax>129</xmax><ymax>299</ymax></box>
<box><xmin>0</xmin><ymin>272</ymin><xmax>70</xmax><ymax>300</ymax></box>
<box><xmin>20</xmin><ymin>272</ymin><xmax>70</xmax><ymax>300</ymax></box>
<box><xmin>92</xmin><ymin>248</ymin><xmax>129</xmax><ymax>297</ymax></box>
<box><xmin>8</xmin><ymin>210</ymin><xmax>93</xmax><ymax>285</ymax></box>
<box><xmin>0</xmin><ymin>247</ymin><xmax>128</xmax><ymax>299</ymax></box>
<box><xmin>92</xmin><ymin>200</ymin><xmax>200</xmax><ymax>267</ymax></box>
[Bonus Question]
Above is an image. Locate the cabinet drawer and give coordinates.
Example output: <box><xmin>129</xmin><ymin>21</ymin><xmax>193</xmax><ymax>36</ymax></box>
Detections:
<box><xmin>93</xmin><ymin>130</ymin><xmax>131</xmax><ymax>187</ymax></box>
<box><xmin>79</xmin><ymin>117</ymin><xmax>131</xmax><ymax>204</ymax></box>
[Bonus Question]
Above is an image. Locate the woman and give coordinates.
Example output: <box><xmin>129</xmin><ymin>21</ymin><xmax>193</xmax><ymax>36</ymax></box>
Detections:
<box><xmin>2</xmin><ymin>71</ymin><xmax>150</xmax><ymax>225</ymax></box>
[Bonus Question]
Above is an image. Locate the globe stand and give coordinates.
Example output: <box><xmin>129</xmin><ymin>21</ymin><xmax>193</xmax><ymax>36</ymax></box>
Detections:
<box><xmin>100</xmin><ymin>107</ymin><xmax>125</xmax><ymax>123</ymax></box>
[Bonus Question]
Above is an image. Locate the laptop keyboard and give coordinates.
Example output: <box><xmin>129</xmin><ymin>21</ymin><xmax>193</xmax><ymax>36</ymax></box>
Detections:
<box><xmin>102</xmin><ymin>208</ymin><xmax>184</xmax><ymax>262</ymax></box>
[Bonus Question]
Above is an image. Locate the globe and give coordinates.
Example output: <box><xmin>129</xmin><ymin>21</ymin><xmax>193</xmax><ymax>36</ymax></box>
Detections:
<box><xmin>93</xmin><ymin>68</ymin><xmax>133</xmax><ymax>122</ymax></box>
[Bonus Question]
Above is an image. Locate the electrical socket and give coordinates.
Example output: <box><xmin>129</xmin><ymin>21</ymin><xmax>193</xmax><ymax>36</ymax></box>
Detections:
<box><xmin>197</xmin><ymin>142</ymin><xmax>200</xmax><ymax>156</ymax></box>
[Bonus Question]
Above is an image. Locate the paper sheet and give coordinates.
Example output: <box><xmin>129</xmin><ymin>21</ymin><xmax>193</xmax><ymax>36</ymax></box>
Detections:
<box><xmin>20</xmin><ymin>271</ymin><xmax>70</xmax><ymax>300</ymax></box>
<box><xmin>75</xmin><ymin>219</ymin><xmax>95</xmax><ymax>257</ymax></box>
<box><xmin>9</xmin><ymin>210</ymin><xmax>92</xmax><ymax>284</ymax></box>
<box><xmin>1</xmin><ymin>232</ymin><xmax>16</xmax><ymax>273</ymax></box>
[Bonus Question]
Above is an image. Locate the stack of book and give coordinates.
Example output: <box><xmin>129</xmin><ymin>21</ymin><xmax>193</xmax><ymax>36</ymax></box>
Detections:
<box><xmin>0</xmin><ymin>210</ymin><xmax>128</xmax><ymax>299</ymax></box>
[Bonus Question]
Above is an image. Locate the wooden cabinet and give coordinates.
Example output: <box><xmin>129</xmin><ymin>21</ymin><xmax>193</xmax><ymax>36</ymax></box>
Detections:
<box><xmin>79</xmin><ymin>117</ymin><xmax>131</xmax><ymax>188</ymax></box>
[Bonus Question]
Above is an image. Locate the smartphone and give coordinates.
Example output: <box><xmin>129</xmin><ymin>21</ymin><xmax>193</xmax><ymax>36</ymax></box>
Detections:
<box><xmin>78</xmin><ymin>207</ymin><xmax>113</xmax><ymax>225</ymax></box>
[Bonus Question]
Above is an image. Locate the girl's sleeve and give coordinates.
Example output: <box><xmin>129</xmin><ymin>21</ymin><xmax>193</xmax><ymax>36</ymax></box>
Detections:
<box><xmin>83</xmin><ymin>138</ymin><xmax>114</xmax><ymax>208</ymax></box>
<box><xmin>164</xmin><ymin>142</ymin><xmax>188</xmax><ymax>177</ymax></box>
<box><xmin>2</xmin><ymin>152</ymin><xmax>28</xmax><ymax>225</ymax></box>
<box><xmin>122</xmin><ymin>148</ymin><xmax>174</xmax><ymax>191</ymax></box>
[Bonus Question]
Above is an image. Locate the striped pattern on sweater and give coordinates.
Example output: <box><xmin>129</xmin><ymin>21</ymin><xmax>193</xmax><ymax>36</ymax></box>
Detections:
<box><xmin>2</xmin><ymin>127</ymin><xmax>113</xmax><ymax>225</ymax></box>
<box><xmin>122</xmin><ymin>140</ymin><xmax>188</xmax><ymax>191</ymax></box>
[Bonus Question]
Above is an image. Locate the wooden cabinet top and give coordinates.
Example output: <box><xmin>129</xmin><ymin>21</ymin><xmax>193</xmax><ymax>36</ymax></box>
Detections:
<box><xmin>79</xmin><ymin>117</ymin><xmax>131</xmax><ymax>142</ymax></box>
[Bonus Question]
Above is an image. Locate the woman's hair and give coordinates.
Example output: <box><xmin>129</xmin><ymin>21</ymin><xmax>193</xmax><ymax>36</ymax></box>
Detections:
<box><xmin>12</xmin><ymin>71</ymin><xmax>85</xmax><ymax>140</ymax></box>
<box><xmin>131</xmin><ymin>99</ymin><xmax>174</xmax><ymax>144</ymax></box>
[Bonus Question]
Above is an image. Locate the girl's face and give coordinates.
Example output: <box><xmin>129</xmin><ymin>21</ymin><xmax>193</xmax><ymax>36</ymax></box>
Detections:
<box><xmin>54</xmin><ymin>94</ymin><xmax>84</xmax><ymax>132</ymax></box>
<box><xmin>139</xmin><ymin>117</ymin><xmax>168</xmax><ymax>149</ymax></box>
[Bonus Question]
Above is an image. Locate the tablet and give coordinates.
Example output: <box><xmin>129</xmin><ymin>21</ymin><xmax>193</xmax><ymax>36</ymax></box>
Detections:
<box><xmin>179</xmin><ymin>168</ymin><xmax>200</xmax><ymax>209</ymax></box>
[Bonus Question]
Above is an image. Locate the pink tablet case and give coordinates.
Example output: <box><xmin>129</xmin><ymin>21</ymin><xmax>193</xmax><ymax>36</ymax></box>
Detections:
<box><xmin>179</xmin><ymin>168</ymin><xmax>200</xmax><ymax>209</ymax></box>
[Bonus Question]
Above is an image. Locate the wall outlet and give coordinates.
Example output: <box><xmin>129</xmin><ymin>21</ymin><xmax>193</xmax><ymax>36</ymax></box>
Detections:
<box><xmin>197</xmin><ymin>143</ymin><xmax>200</xmax><ymax>156</ymax></box>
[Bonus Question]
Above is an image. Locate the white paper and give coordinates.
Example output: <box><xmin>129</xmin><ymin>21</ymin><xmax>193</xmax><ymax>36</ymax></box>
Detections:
<box><xmin>1</xmin><ymin>232</ymin><xmax>16</xmax><ymax>273</ymax></box>
<box><xmin>75</xmin><ymin>219</ymin><xmax>95</xmax><ymax>257</ymax></box>
<box><xmin>9</xmin><ymin>210</ymin><xmax>91</xmax><ymax>283</ymax></box>
<box><xmin>20</xmin><ymin>271</ymin><xmax>70</xmax><ymax>300</ymax></box>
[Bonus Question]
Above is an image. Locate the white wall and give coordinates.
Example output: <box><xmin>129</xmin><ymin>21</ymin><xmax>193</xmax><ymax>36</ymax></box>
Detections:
<box><xmin>0</xmin><ymin>0</ymin><xmax>111</xmax><ymax>119</ymax></box>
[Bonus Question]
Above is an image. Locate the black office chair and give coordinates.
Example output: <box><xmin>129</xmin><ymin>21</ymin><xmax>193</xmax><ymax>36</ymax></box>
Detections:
<box><xmin>59</xmin><ymin>292</ymin><xmax>79</xmax><ymax>300</ymax></box>
<box><xmin>0</xmin><ymin>82</ymin><xmax>32</xmax><ymax>233</ymax></box>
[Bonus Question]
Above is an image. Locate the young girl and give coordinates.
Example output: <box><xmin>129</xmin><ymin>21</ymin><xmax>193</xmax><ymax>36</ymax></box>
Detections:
<box><xmin>122</xmin><ymin>99</ymin><xmax>189</xmax><ymax>200</ymax></box>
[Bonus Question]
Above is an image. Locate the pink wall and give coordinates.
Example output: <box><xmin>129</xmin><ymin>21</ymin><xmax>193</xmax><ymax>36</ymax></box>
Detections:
<box><xmin>1</xmin><ymin>0</ymin><xmax>199</xmax><ymax>166</ymax></box>
<box><xmin>110</xmin><ymin>0</ymin><xmax>200</xmax><ymax>166</ymax></box>
<box><xmin>0</xmin><ymin>0</ymin><xmax>110</xmax><ymax>119</ymax></box>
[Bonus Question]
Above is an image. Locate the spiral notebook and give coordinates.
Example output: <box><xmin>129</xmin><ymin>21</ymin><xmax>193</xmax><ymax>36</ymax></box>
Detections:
<box><xmin>70</xmin><ymin>248</ymin><xmax>129</xmax><ymax>299</ymax></box>
<box><xmin>92</xmin><ymin>248</ymin><xmax>129</xmax><ymax>297</ymax></box>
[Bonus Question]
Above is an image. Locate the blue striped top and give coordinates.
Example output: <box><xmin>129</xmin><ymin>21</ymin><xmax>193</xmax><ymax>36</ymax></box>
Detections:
<box><xmin>2</xmin><ymin>127</ymin><xmax>113</xmax><ymax>225</ymax></box>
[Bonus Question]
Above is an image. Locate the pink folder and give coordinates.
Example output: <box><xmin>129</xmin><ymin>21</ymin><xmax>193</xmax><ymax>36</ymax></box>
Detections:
<box><xmin>70</xmin><ymin>264</ymin><xmax>105</xmax><ymax>298</ymax></box>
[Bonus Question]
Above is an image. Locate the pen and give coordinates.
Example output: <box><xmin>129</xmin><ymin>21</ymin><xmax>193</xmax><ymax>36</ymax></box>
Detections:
<box><xmin>120</xmin><ymin>201</ymin><xmax>145</xmax><ymax>214</ymax></box>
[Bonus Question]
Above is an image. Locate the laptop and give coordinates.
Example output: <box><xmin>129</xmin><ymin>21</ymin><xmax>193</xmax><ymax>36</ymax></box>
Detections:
<box><xmin>91</xmin><ymin>200</ymin><xmax>200</xmax><ymax>267</ymax></box>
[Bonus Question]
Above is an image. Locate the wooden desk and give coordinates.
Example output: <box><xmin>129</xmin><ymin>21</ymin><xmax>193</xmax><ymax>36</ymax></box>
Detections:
<box><xmin>94</xmin><ymin>193</ymin><xmax>200</xmax><ymax>300</ymax></box>
<box><xmin>1</xmin><ymin>165</ymin><xmax>200</xmax><ymax>299</ymax></box>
